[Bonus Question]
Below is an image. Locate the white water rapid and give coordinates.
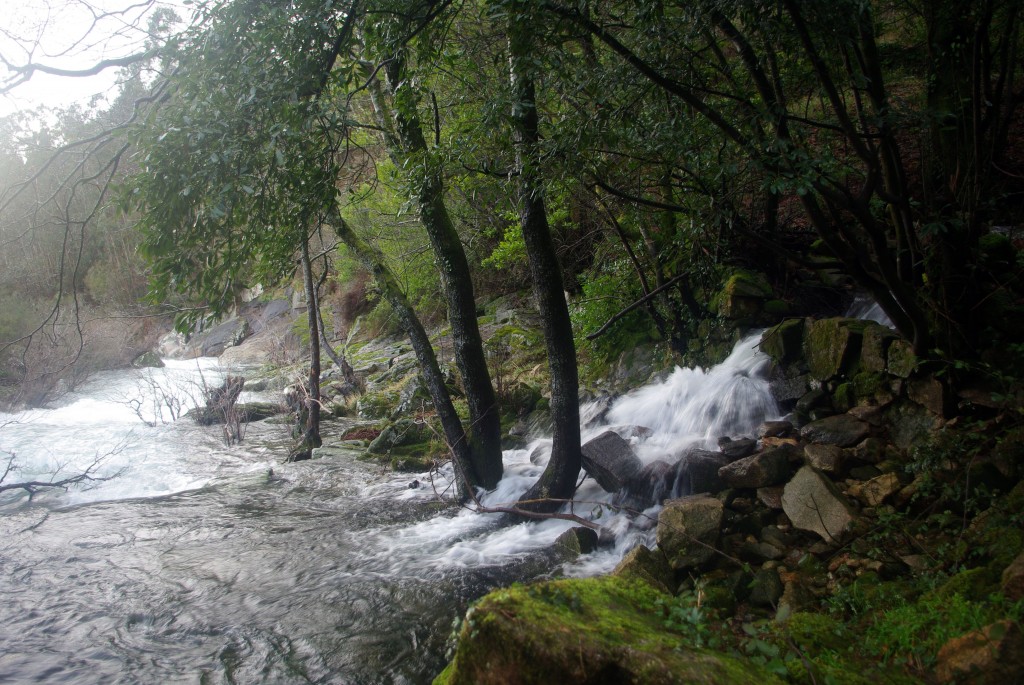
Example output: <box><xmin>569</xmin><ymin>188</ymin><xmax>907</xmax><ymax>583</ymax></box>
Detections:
<box><xmin>0</xmin><ymin>332</ymin><xmax>778</xmax><ymax>683</ymax></box>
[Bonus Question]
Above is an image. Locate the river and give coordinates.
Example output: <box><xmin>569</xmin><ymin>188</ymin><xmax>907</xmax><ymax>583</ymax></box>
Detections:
<box><xmin>0</xmin><ymin>335</ymin><xmax>777</xmax><ymax>684</ymax></box>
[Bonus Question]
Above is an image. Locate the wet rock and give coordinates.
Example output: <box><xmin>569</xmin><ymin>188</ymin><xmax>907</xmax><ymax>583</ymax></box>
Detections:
<box><xmin>782</xmin><ymin>466</ymin><xmax>857</xmax><ymax>543</ymax></box>
<box><xmin>657</xmin><ymin>495</ymin><xmax>724</xmax><ymax>570</ymax></box>
<box><xmin>619</xmin><ymin>460</ymin><xmax>674</xmax><ymax>510</ymax></box>
<box><xmin>1002</xmin><ymin>552</ymin><xmax>1024</xmax><ymax>601</ymax></box>
<box><xmin>672</xmin><ymin>449</ymin><xmax>730</xmax><ymax>496</ymax></box>
<box><xmin>847</xmin><ymin>405</ymin><xmax>885</xmax><ymax>426</ymax></box>
<box><xmin>770</xmin><ymin>372</ymin><xmax>811</xmax><ymax>404</ymax></box>
<box><xmin>800</xmin><ymin>414</ymin><xmax>870</xmax><ymax>447</ymax></box>
<box><xmin>760</xmin><ymin>319</ymin><xmax>805</xmax><ymax>364</ymax></box>
<box><xmin>860</xmin><ymin>323</ymin><xmax>896</xmax><ymax>373</ymax></box>
<box><xmin>131</xmin><ymin>350</ymin><xmax>164</xmax><ymax>368</ymax></box>
<box><xmin>581</xmin><ymin>430</ymin><xmax>643</xmax><ymax>493</ymax></box>
<box><xmin>553</xmin><ymin>526</ymin><xmax>600</xmax><ymax>559</ymax></box>
<box><xmin>848</xmin><ymin>473</ymin><xmax>902</xmax><ymax>507</ymax></box>
<box><xmin>613</xmin><ymin>544</ymin><xmax>675</xmax><ymax>595</ymax></box>
<box><xmin>758</xmin><ymin>420</ymin><xmax>793</xmax><ymax>438</ymax></box>
<box><xmin>719</xmin><ymin>437</ymin><xmax>758</xmax><ymax>460</ymax></box>
<box><xmin>796</xmin><ymin>387</ymin><xmax>831</xmax><ymax>415</ymax></box>
<box><xmin>803</xmin><ymin>443</ymin><xmax>845</xmax><ymax>475</ymax></box>
<box><xmin>848</xmin><ymin>437</ymin><xmax>885</xmax><ymax>464</ymax></box>
<box><xmin>935</xmin><ymin>620</ymin><xmax>1024</xmax><ymax>685</ymax></box>
<box><xmin>739</xmin><ymin>540</ymin><xmax>785</xmax><ymax>563</ymax></box>
<box><xmin>192</xmin><ymin>317</ymin><xmax>250</xmax><ymax>357</ymax></box>
<box><xmin>718</xmin><ymin>448</ymin><xmax>793</xmax><ymax>489</ymax></box>
<box><xmin>367</xmin><ymin>418</ymin><xmax>431</xmax><ymax>455</ymax></box>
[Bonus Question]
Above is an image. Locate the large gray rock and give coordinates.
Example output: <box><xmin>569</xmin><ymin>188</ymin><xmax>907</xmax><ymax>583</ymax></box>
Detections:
<box><xmin>718</xmin><ymin>447</ymin><xmax>793</xmax><ymax>489</ymax></box>
<box><xmin>656</xmin><ymin>494</ymin><xmax>724</xmax><ymax>570</ymax></box>
<box><xmin>191</xmin><ymin>317</ymin><xmax>250</xmax><ymax>357</ymax></box>
<box><xmin>799</xmin><ymin>414</ymin><xmax>870</xmax><ymax>447</ymax></box>
<box><xmin>618</xmin><ymin>460</ymin><xmax>675</xmax><ymax>510</ymax></box>
<box><xmin>782</xmin><ymin>466</ymin><xmax>857</xmax><ymax>543</ymax></box>
<box><xmin>803</xmin><ymin>443</ymin><xmax>846</xmax><ymax>475</ymax></box>
<box><xmin>581</xmin><ymin>430</ymin><xmax>643</xmax><ymax>493</ymax></box>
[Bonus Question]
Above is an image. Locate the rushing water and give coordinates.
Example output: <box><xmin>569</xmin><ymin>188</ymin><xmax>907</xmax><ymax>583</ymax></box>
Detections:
<box><xmin>0</xmin><ymin>335</ymin><xmax>778</xmax><ymax>684</ymax></box>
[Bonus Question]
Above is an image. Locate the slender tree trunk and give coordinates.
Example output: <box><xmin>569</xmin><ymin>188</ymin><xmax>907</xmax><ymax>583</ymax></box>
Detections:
<box><xmin>329</xmin><ymin>212</ymin><xmax>479</xmax><ymax>499</ymax></box>
<box><xmin>509</xmin><ymin>14</ymin><xmax>582</xmax><ymax>512</ymax></box>
<box><xmin>374</xmin><ymin>56</ymin><xmax>503</xmax><ymax>489</ymax></box>
<box><xmin>299</xmin><ymin>236</ymin><xmax>322</xmax><ymax>451</ymax></box>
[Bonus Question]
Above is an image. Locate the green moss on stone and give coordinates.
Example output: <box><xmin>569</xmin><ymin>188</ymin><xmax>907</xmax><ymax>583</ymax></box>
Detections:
<box><xmin>436</xmin><ymin>576</ymin><xmax>784</xmax><ymax>685</ymax></box>
<box><xmin>805</xmin><ymin>318</ymin><xmax>864</xmax><ymax>381</ymax></box>
<box><xmin>760</xmin><ymin>318</ymin><xmax>805</xmax><ymax>364</ymax></box>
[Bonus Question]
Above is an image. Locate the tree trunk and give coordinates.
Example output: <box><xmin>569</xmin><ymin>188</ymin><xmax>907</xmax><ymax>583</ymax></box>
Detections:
<box><xmin>509</xmin><ymin>15</ymin><xmax>582</xmax><ymax>512</ymax></box>
<box><xmin>376</xmin><ymin>55</ymin><xmax>503</xmax><ymax>490</ymax></box>
<box><xmin>329</xmin><ymin>212</ymin><xmax>480</xmax><ymax>499</ymax></box>
<box><xmin>299</xmin><ymin>235</ymin><xmax>323</xmax><ymax>452</ymax></box>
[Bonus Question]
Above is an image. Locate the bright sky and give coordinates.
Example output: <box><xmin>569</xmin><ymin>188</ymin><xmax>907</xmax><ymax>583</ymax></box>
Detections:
<box><xmin>0</xmin><ymin>0</ymin><xmax>187</xmax><ymax>117</ymax></box>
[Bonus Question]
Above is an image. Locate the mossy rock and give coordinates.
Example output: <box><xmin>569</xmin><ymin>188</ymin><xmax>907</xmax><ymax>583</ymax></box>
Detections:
<box><xmin>852</xmin><ymin>371</ymin><xmax>886</xmax><ymax>400</ymax></box>
<box><xmin>357</xmin><ymin>390</ymin><xmax>400</xmax><ymax>419</ymax></box>
<box><xmin>804</xmin><ymin>318</ymin><xmax>865</xmax><ymax>381</ymax></box>
<box><xmin>367</xmin><ymin>418</ymin><xmax>434</xmax><ymax>455</ymax></box>
<box><xmin>886</xmin><ymin>339</ymin><xmax>917</xmax><ymax>378</ymax></box>
<box><xmin>832</xmin><ymin>382</ymin><xmax>856</xmax><ymax>413</ymax></box>
<box><xmin>436</xmin><ymin>576</ymin><xmax>784</xmax><ymax>685</ymax></box>
<box><xmin>860</xmin><ymin>323</ymin><xmax>897</xmax><ymax>373</ymax></box>
<box><xmin>714</xmin><ymin>270</ymin><xmax>774</xmax><ymax>321</ymax></box>
<box><xmin>760</xmin><ymin>318</ymin><xmax>805</xmax><ymax>364</ymax></box>
<box><xmin>131</xmin><ymin>350</ymin><xmax>165</xmax><ymax>368</ymax></box>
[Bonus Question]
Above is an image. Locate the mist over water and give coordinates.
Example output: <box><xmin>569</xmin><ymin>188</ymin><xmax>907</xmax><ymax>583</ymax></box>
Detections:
<box><xmin>0</xmin><ymin>333</ymin><xmax>778</xmax><ymax>683</ymax></box>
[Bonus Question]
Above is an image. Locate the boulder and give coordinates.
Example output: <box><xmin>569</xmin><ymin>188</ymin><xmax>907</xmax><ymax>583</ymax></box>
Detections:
<box><xmin>803</xmin><ymin>443</ymin><xmax>846</xmax><ymax>475</ymax></box>
<box><xmin>886</xmin><ymin>400</ymin><xmax>943</xmax><ymax>450</ymax></box>
<box><xmin>551</xmin><ymin>526</ymin><xmax>600</xmax><ymax>563</ymax></box>
<box><xmin>656</xmin><ymin>494</ymin><xmax>724</xmax><ymax>570</ymax></box>
<box><xmin>782</xmin><ymin>466</ymin><xmax>857</xmax><ymax>543</ymax></box>
<box><xmin>619</xmin><ymin>460</ymin><xmax>675</xmax><ymax>510</ymax></box>
<box><xmin>800</xmin><ymin>414</ymin><xmax>870</xmax><ymax>447</ymax></box>
<box><xmin>859</xmin><ymin>323</ymin><xmax>896</xmax><ymax>373</ymax></box>
<box><xmin>719</xmin><ymin>437</ymin><xmax>758</xmax><ymax>460</ymax></box>
<box><xmin>367</xmin><ymin>418</ymin><xmax>432</xmax><ymax>455</ymax></box>
<box><xmin>757</xmin><ymin>486</ymin><xmax>785</xmax><ymax>510</ymax></box>
<box><xmin>131</xmin><ymin>350</ymin><xmax>164</xmax><ymax>368</ymax></box>
<box><xmin>804</xmin><ymin>318</ymin><xmax>863</xmax><ymax>381</ymax></box>
<box><xmin>191</xmin><ymin>317</ymin><xmax>250</xmax><ymax>357</ymax></box>
<box><xmin>581</xmin><ymin>430</ymin><xmax>643</xmax><ymax>493</ymax></box>
<box><xmin>758</xmin><ymin>420</ymin><xmax>793</xmax><ymax>438</ymax></box>
<box><xmin>771</xmin><ymin>372</ymin><xmax>812</xmax><ymax>404</ymax></box>
<box><xmin>749</xmin><ymin>567</ymin><xmax>784</xmax><ymax>608</ymax></box>
<box><xmin>437</xmin><ymin>577</ymin><xmax>783</xmax><ymax>685</ymax></box>
<box><xmin>760</xmin><ymin>319</ymin><xmax>805</xmax><ymax>364</ymax></box>
<box><xmin>935</xmin><ymin>620</ymin><xmax>1024</xmax><ymax>685</ymax></box>
<box><xmin>613</xmin><ymin>544</ymin><xmax>675</xmax><ymax>595</ymax></box>
<box><xmin>848</xmin><ymin>473</ymin><xmax>902</xmax><ymax>507</ymax></box>
<box><xmin>672</xmin><ymin>449</ymin><xmax>731</xmax><ymax>496</ymax></box>
<box><xmin>886</xmin><ymin>338</ymin><xmax>917</xmax><ymax>378</ymax></box>
<box><xmin>718</xmin><ymin>448</ymin><xmax>793</xmax><ymax>489</ymax></box>
<box><xmin>908</xmin><ymin>375</ymin><xmax>949</xmax><ymax>417</ymax></box>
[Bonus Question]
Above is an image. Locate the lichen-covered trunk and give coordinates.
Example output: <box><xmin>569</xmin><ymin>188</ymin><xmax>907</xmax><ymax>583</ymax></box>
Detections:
<box><xmin>330</xmin><ymin>214</ymin><xmax>479</xmax><ymax>499</ymax></box>
<box><xmin>509</xmin><ymin>18</ymin><xmax>582</xmax><ymax>511</ymax></box>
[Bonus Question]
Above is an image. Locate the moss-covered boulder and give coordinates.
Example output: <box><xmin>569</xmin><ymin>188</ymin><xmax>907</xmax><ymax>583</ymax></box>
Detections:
<box><xmin>435</xmin><ymin>576</ymin><xmax>784</xmax><ymax>685</ymax></box>
<box><xmin>886</xmin><ymin>339</ymin><xmax>917</xmax><ymax>378</ymax></box>
<box><xmin>714</xmin><ymin>270</ymin><xmax>773</xmax><ymax>321</ymax></box>
<box><xmin>760</xmin><ymin>319</ymin><xmax>804</xmax><ymax>364</ymax></box>
<box><xmin>367</xmin><ymin>418</ymin><xmax>432</xmax><ymax>455</ymax></box>
<box><xmin>804</xmin><ymin>318</ymin><xmax>865</xmax><ymax>381</ymax></box>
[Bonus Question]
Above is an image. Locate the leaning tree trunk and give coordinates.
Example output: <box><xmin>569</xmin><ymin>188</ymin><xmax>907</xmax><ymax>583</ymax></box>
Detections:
<box><xmin>372</xmin><ymin>55</ymin><xmax>504</xmax><ymax>490</ymax></box>
<box><xmin>297</xmin><ymin>235</ymin><xmax>323</xmax><ymax>454</ymax></box>
<box><xmin>330</xmin><ymin>212</ymin><xmax>480</xmax><ymax>500</ymax></box>
<box><xmin>509</xmin><ymin>15</ymin><xmax>582</xmax><ymax>512</ymax></box>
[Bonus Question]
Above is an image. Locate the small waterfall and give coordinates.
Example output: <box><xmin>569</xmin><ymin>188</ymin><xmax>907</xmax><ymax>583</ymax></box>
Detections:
<box><xmin>847</xmin><ymin>295</ymin><xmax>894</xmax><ymax>328</ymax></box>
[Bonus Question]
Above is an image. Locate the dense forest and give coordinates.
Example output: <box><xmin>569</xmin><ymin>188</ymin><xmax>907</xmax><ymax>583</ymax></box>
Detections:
<box><xmin>2</xmin><ymin>0</ymin><xmax>1023</xmax><ymax>681</ymax></box>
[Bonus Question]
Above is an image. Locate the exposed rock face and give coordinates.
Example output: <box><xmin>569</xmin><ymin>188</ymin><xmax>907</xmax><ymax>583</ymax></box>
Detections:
<box><xmin>656</xmin><ymin>495</ymin><xmax>724</xmax><ymax>570</ymax></box>
<box><xmin>367</xmin><ymin>418</ymin><xmax>432</xmax><ymax>455</ymax></box>
<box><xmin>191</xmin><ymin>317</ymin><xmax>251</xmax><ymax>357</ymax></box>
<box><xmin>848</xmin><ymin>473</ymin><xmax>902</xmax><ymax>507</ymax></box>
<box><xmin>782</xmin><ymin>466</ymin><xmax>857</xmax><ymax>543</ymax></box>
<box><xmin>581</xmin><ymin>430</ymin><xmax>643</xmax><ymax>493</ymax></box>
<box><xmin>719</xmin><ymin>437</ymin><xmax>758</xmax><ymax>460</ymax></box>
<box><xmin>131</xmin><ymin>350</ymin><xmax>165</xmax><ymax>368</ymax></box>
<box><xmin>799</xmin><ymin>414</ymin><xmax>870</xmax><ymax>447</ymax></box>
<box><xmin>618</xmin><ymin>460</ymin><xmax>674</xmax><ymax>510</ymax></box>
<box><xmin>718</xmin><ymin>447</ymin><xmax>793</xmax><ymax>489</ymax></box>
<box><xmin>804</xmin><ymin>318</ymin><xmax>863</xmax><ymax>381</ymax></box>
<box><xmin>935</xmin><ymin>620</ymin><xmax>1024</xmax><ymax>685</ymax></box>
<box><xmin>760</xmin><ymin>318</ymin><xmax>804</xmax><ymax>364</ymax></box>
